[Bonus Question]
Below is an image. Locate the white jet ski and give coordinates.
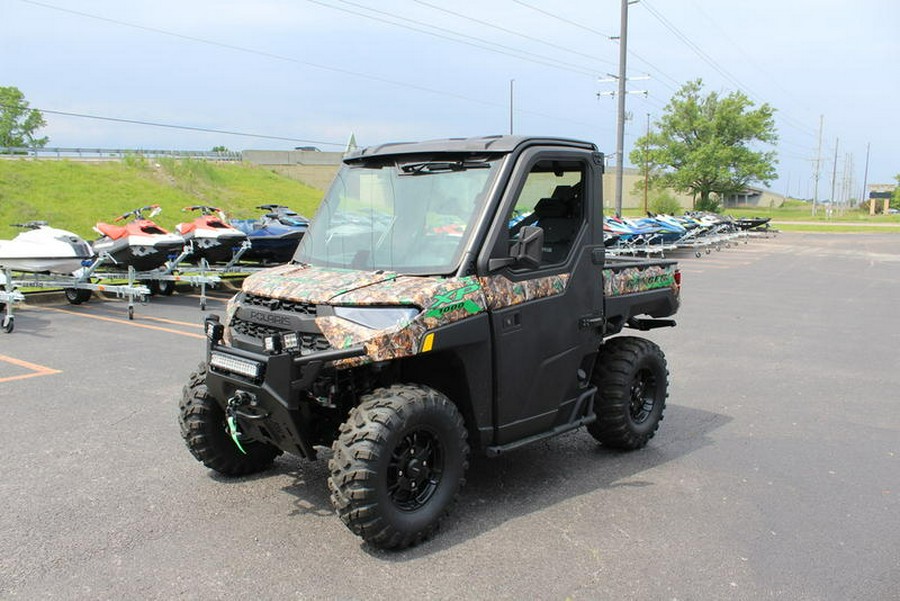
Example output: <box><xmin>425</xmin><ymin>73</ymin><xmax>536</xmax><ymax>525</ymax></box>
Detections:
<box><xmin>0</xmin><ymin>221</ymin><xmax>94</xmax><ymax>274</ymax></box>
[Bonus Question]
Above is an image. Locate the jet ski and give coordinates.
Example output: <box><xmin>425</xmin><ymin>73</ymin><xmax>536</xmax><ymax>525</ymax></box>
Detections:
<box><xmin>230</xmin><ymin>204</ymin><xmax>309</xmax><ymax>264</ymax></box>
<box><xmin>733</xmin><ymin>216</ymin><xmax>771</xmax><ymax>231</ymax></box>
<box><xmin>92</xmin><ymin>205</ymin><xmax>185</xmax><ymax>271</ymax></box>
<box><xmin>176</xmin><ymin>205</ymin><xmax>248</xmax><ymax>264</ymax></box>
<box><xmin>0</xmin><ymin>221</ymin><xmax>94</xmax><ymax>274</ymax></box>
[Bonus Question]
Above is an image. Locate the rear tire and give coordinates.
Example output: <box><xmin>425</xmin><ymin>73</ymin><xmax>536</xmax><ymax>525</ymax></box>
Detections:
<box><xmin>328</xmin><ymin>384</ymin><xmax>469</xmax><ymax>550</ymax></box>
<box><xmin>178</xmin><ymin>363</ymin><xmax>281</xmax><ymax>476</ymax></box>
<box><xmin>588</xmin><ymin>336</ymin><xmax>668</xmax><ymax>450</ymax></box>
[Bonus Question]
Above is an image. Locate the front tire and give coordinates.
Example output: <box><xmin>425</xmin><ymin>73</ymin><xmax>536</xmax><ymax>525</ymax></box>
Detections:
<box><xmin>588</xmin><ymin>336</ymin><xmax>668</xmax><ymax>450</ymax></box>
<box><xmin>178</xmin><ymin>363</ymin><xmax>281</xmax><ymax>476</ymax></box>
<box><xmin>328</xmin><ymin>384</ymin><xmax>469</xmax><ymax>550</ymax></box>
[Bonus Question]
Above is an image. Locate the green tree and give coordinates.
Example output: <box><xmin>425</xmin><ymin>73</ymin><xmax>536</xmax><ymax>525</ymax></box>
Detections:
<box><xmin>892</xmin><ymin>174</ymin><xmax>900</xmax><ymax>211</ymax></box>
<box><xmin>0</xmin><ymin>86</ymin><xmax>48</xmax><ymax>149</ymax></box>
<box><xmin>630</xmin><ymin>79</ymin><xmax>777</xmax><ymax>212</ymax></box>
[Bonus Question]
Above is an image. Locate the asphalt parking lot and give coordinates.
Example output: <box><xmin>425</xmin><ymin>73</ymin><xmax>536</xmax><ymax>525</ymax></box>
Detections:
<box><xmin>1</xmin><ymin>232</ymin><xmax>898</xmax><ymax>600</ymax></box>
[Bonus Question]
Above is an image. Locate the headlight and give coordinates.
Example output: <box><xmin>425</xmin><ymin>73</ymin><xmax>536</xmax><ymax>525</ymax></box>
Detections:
<box><xmin>205</xmin><ymin>315</ymin><xmax>224</xmax><ymax>343</ymax></box>
<box><xmin>333</xmin><ymin>306</ymin><xmax>420</xmax><ymax>330</ymax></box>
<box><xmin>210</xmin><ymin>352</ymin><xmax>262</xmax><ymax>379</ymax></box>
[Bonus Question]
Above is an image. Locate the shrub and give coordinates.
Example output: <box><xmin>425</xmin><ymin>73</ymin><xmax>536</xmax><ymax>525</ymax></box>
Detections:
<box><xmin>649</xmin><ymin>190</ymin><xmax>683</xmax><ymax>215</ymax></box>
<box><xmin>695</xmin><ymin>195</ymin><xmax>721</xmax><ymax>213</ymax></box>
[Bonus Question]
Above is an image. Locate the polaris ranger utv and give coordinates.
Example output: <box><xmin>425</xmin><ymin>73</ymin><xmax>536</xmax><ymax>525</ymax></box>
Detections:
<box><xmin>179</xmin><ymin>136</ymin><xmax>681</xmax><ymax>549</ymax></box>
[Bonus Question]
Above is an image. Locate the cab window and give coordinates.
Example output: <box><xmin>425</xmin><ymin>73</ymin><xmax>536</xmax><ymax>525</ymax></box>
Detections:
<box><xmin>507</xmin><ymin>160</ymin><xmax>586</xmax><ymax>267</ymax></box>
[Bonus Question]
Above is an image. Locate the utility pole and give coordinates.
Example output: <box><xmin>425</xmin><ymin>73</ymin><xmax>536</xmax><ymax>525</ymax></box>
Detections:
<box><xmin>840</xmin><ymin>153</ymin><xmax>851</xmax><ymax>216</ymax></box>
<box><xmin>812</xmin><ymin>115</ymin><xmax>823</xmax><ymax>216</ymax></box>
<box><xmin>509</xmin><ymin>79</ymin><xmax>515</xmax><ymax>135</ymax></box>
<box><xmin>613</xmin><ymin>0</ymin><xmax>631</xmax><ymax>216</ymax></box>
<box><xmin>829</xmin><ymin>137</ymin><xmax>839</xmax><ymax>219</ymax></box>
<box><xmin>643</xmin><ymin>112</ymin><xmax>650</xmax><ymax>214</ymax></box>
<box><xmin>861</xmin><ymin>142</ymin><xmax>871</xmax><ymax>215</ymax></box>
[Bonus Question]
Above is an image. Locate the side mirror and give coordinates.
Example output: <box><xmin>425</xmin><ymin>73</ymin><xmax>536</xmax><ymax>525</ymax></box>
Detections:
<box><xmin>511</xmin><ymin>225</ymin><xmax>544</xmax><ymax>268</ymax></box>
<box><xmin>489</xmin><ymin>225</ymin><xmax>545</xmax><ymax>271</ymax></box>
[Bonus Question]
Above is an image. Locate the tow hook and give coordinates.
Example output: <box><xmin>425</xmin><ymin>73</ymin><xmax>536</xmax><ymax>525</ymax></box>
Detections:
<box><xmin>225</xmin><ymin>391</ymin><xmax>255</xmax><ymax>454</ymax></box>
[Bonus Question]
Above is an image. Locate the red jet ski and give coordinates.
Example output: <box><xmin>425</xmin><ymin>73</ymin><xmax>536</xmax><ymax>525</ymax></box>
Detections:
<box><xmin>92</xmin><ymin>205</ymin><xmax>185</xmax><ymax>271</ymax></box>
<box><xmin>175</xmin><ymin>205</ymin><xmax>248</xmax><ymax>264</ymax></box>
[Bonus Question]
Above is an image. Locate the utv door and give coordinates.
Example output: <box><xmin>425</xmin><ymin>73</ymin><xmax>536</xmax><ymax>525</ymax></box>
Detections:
<box><xmin>479</xmin><ymin>149</ymin><xmax>604</xmax><ymax>446</ymax></box>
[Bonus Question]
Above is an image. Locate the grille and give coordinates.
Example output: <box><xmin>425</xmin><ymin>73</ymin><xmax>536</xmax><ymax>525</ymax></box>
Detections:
<box><xmin>232</xmin><ymin>317</ymin><xmax>281</xmax><ymax>339</ymax></box>
<box><xmin>231</xmin><ymin>317</ymin><xmax>331</xmax><ymax>353</ymax></box>
<box><xmin>244</xmin><ymin>294</ymin><xmax>317</xmax><ymax>316</ymax></box>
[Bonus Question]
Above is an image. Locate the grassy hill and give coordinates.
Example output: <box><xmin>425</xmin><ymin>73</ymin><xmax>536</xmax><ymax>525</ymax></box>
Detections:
<box><xmin>0</xmin><ymin>156</ymin><xmax>325</xmax><ymax>239</ymax></box>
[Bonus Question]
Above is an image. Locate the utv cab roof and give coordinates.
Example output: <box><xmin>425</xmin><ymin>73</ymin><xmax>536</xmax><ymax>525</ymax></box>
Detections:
<box><xmin>344</xmin><ymin>135</ymin><xmax>597</xmax><ymax>162</ymax></box>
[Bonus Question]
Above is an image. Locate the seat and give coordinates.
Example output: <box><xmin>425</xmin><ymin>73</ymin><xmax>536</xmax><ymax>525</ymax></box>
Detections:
<box><xmin>508</xmin><ymin>184</ymin><xmax>582</xmax><ymax>264</ymax></box>
<box><xmin>533</xmin><ymin>186</ymin><xmax>580</xmax><ymax>263</ymax></box>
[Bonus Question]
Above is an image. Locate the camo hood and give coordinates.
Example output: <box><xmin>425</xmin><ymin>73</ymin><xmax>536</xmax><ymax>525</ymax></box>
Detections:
<box><xmin>241</xmin><ymin>263</ymin><xmax>407</xmax><ymax>304</ymax></box>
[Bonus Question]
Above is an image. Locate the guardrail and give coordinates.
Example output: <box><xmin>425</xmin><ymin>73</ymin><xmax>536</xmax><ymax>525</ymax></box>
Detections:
<box><xmin>0</xmin><ymin>147</ymin><xmax>243</xmax><ymax>161</ymax></box>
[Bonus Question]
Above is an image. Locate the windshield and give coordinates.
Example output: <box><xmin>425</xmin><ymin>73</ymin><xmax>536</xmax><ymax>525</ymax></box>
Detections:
<box><xmin>295</xmin><ymin>155</ymin><xmax>502</xmax><ymax>274</ymax></box>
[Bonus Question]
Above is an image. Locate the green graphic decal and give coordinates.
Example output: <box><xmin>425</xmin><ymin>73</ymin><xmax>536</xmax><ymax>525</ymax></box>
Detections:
<box><xmin>425</xmin><ymin>281</ymin><xmax>482</xmax><ymax>319</ymax></box>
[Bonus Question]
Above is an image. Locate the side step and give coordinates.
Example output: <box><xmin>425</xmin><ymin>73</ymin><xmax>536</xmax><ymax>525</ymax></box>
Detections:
<box><xmin>485</xmin><ymin>387</ymin><xmax>596</xmax><ymax>456</ymax></box>
<box><xmin>626</xmin><ymin>317</ymin><xmax>677</xmax><ymax>331</ymax></box>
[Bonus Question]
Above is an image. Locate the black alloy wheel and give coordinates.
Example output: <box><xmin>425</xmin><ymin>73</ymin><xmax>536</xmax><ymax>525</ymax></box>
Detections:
<box><xmin>388</xmin><ymin>428</ymin><xmax>445</xmax><ymax>512</ymax></box>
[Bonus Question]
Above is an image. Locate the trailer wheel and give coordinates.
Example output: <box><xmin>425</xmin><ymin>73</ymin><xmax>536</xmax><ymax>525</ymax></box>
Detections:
<box><xmin>179</xmin><ymin>363</ymin><xmax>281</xmax><ymax>476</ymax></box>
<box><xmin>145</xmin><ymin>280</ymin><xmax>160</xmax><ymax>295</ymax></box>
<box><xmin>588</xmin><ymin>336</ymin><xmax>668</xmax><ymax>450</ymax></box>
<box><xmin>64</xmin><ymin>288</ymin><xmax>92</xmax><ymax>305</ymax></box>
<box><xmin>328</xmin><ymin>384</ymin><xmax>469</xmax><ymax>550</ymax></box>
<box><xmin>158</xmin><ymin>280</ymin><xmax>175</xmax><ymax>296</ymax></box>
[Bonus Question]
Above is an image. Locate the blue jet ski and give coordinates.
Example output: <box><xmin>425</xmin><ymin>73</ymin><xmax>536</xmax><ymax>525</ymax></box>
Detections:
<box><xmin>231</xmin><ymin>204</ymin><xmax>310</xmax><ymax>264</ymax></box>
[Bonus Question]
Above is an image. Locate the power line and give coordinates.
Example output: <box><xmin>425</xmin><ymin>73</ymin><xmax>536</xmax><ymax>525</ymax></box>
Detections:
<box><xmin>19</xmin><ymin>0</ymin><xmax>600</xmax><ymax>130</ymax></box>
<box><xmin>640</xmin><ymin>0</ymin><xmax>816</xmax><ymax>138</ymax></box>
<box><xmin>309</xmin><ymin>0</ymin><xmax>605</xmax><ymax>75</ymax></box>
<box><xmin>18</xmin><ymin>0</ymin><xmax>498</xmax><ymax>108</ymax></box>
<box><xmin>510</xmin><ymin>0</ymin><xmax>682</xmax><ymax>94</ymax></box>
<box><xmin>642</xmin><ymin>1</ymin><xmax>752</xmax><ymax>95</ymax></box>
<box><xmin>686</xmin><ymin>0</ymin><xmax>818</xmax><ymax>136</ymax></box>
<box><xmin>23</xmin><ymin>107</ymin><xmax>348</xmax><ymax>146</ymax></box>
<box><xmin>510</xmin><ymin>0</ymin><xmax>614</xmax><ymax>38</ymax></box>
<box><xmin>411</xmin><ymin>0</ymin><xmax>615</xmax><ymax>67</ymax></box>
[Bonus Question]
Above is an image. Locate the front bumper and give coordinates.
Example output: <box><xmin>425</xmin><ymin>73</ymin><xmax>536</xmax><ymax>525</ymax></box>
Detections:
<box><xmin>203</xmin><ymin>316</ymin><xmax>366</xmax><ymax>458</ymax></box>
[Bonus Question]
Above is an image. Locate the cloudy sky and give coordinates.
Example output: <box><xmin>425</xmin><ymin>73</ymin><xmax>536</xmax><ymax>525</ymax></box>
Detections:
<box><xmin>2</xmin><ymin>0</ymin><xmax>898</xmax><ymax>199</ymax></box>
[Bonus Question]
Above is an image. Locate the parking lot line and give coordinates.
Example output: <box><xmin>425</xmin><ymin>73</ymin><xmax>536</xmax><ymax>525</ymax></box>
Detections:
<box><xmin>0</xmin><ymin>354</ymin><xmax>62</xmax><ymax>383</ymax></box>
<box><xmin>37</xmin><ymin>306</ymin><xmax>205</xmax><ymax>339</ymax></box>
<box><xmin>133</xmin><ymin>315</ymin><xmax>203</xmax><ymax>329</ymax></box>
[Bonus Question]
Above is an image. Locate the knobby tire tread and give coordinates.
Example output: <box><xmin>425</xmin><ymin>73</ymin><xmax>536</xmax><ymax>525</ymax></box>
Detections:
<box><xmin>328</xmin><ymin>384</ymin><xmax>469</xmax><ymax>550</ymax></box>
<box><xmin>179</xmin><ymin>362</ymin><xmax>281</xmax><ymax>477</ymax></box>
<box><xmin>588</xmin><ymin>336</ymin><xmax>668</xmax><ymax>450</ymax></box>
